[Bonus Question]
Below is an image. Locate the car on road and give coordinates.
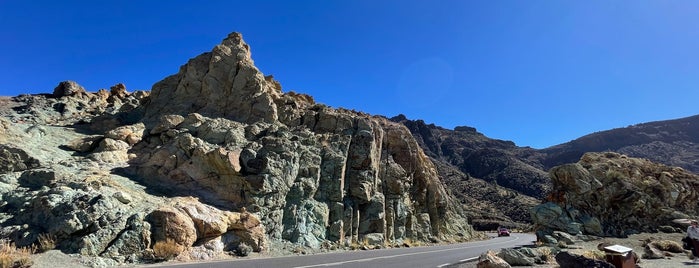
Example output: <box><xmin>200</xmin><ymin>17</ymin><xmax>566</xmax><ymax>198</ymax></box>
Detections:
<box><xmin>497</xmin><ymin>227</ymin><xmax>510</xmax><ymax>237</ymax></box>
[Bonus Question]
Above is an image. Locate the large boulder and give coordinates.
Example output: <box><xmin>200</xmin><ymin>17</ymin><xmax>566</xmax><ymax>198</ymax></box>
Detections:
<box><xmin>477</xmin><ymin>250</ymin><xmax>511</xmax><ymax>268</ymax></box>
<box><xmin>0</xmin><ymin>145</ymin><xmax>40</xmax><ymax>173</ymax></box>
<box><xmin>555</xmin><ymin>251</ymin><xmax>614</xmax><ymax>268</ymax></box>
<box><xmin>533</xmin><ymin>152</ymin><xmax>699</xmax><ymax>237</ymax></box>
<box><xmin>53</xmin><ymin>81</ymin><xmax>86</xmax><ymax>98</ymax></box>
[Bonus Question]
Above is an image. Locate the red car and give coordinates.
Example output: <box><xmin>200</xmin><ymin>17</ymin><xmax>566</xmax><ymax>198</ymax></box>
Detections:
<box><xmin>497</xmin><ymin>227</ymin><xmax>510</xmax><ymax>237</ymax></box>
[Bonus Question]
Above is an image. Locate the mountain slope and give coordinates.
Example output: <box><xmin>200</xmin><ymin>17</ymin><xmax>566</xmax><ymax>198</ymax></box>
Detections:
<box><xmin>540</xmin><ymin>115</ymin><xmax>699</xmax><ymax>173</ymax></box>
<box><xmin>391</xmin><ymin>113</ymin><xmax>699</xmax><ymax>229</ymax></box>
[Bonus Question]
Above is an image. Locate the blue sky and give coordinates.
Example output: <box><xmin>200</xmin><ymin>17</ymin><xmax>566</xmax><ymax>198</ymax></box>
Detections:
<box><xmin>2</xmin><ymin>1</ymin><xmax>698</xmax><ymax>148</ymax></box>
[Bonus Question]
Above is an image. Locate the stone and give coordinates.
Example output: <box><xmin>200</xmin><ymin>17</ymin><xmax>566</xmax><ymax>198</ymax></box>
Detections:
<box><xmin>113</xmin><ymin>192</ymin><xmax>132</xmax><ymax>204</ymax></box>
<box><xmin>498</xmin><ymin>248</ymin><xmax>535</xmax><ymax>266</ymax></box>
<box><xmin>554</xmin><ymin>251</ymin><xmax>614</xmax><ymax>268</ymax></box>
<box><xmin>105</xmin><ymin>123</ymin><xmax>145</xmax><ymax>145</ymax></box>
<box><xmin>146</xmin><ymin>207</ymin><xmax>198</xmax><ymax>250</ymax></box>
<box><xmin>0</xmin><ymin>144</ymin><xmax>40</xmax><ymax>173</ymax></box>
<box><xmin>150</xmin><ymin>114</ymin><xmax>185</xmax><ymax>135</ymax></box>
<box><xmin>643</xmin><ymin>244</ymin><xmax>664</xmax><ymax>259</ymax></box>
<box><xmin>477</xmin><ymin>250</ymin><xmax>511</xmax><ymax>268</ymax></box>
<box><xmin>53</xmin><ymin>81</ymin><xmax>86</xmax><ymax>97</ymax></box>
<box><xmin>540</xmin><ymin>152</ymin><xmax>699</xmax><ymax>237</ymax></box>
<box><xmin>109</xmin><ymin>83</ymin><xmax>128</xmax><ymax>99</ymax></box>
<box><xmin>66</xmin><ymin>136</ymin><xmax>103</xmax><ymax>153</ymax></box>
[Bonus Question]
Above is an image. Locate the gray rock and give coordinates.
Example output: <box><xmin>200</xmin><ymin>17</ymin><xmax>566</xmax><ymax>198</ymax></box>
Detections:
<box><xmin>498</xmin><ymin>248</ymin><xmax>536</xmax><ymax>266</ymax></box>
<box><xmin>113</xmin><ymin>192</ymin><xmax>133</xmax><ymax>204</ymax></box>
<box><xmin>478</xmin><ymin>250</ymin><xmax>511</xmax><ymax>268</ymax></box>
<box><xmin>555</xmin><ymin>251</ymin><xmax>614</xmax><ymax>268</ymax></box>
<box><xmin>0</xmin><ymin>144</ymin><xmax>40</xmax><ymax>173</ymax></box>
<box><xmin>52</xmin><ymin>81</ymin><xmax>86</xmax><ymax>98</ymax></box>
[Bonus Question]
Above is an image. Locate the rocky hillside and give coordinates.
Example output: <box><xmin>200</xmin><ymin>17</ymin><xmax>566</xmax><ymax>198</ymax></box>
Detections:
<box><xmin>391</xmin><ymin>114</ymin><xmax>699</xmax><ymax>229</ymax></box>
<box><xmin>390</xmin><ymin>115</ymin><xmax>548</xmax><ymax>229</ymax></box>
<box><xmin>540</xmin><ymin>115</ymin><xmax>699</xmax><ymax>173</ymax></box>
<box><xmin>0</xmin><ymin>32</ymin><xmax>479</xmax><ymax>265</ymax></box>
<box><xmin>531</xmin><ymin>152</ymin><xmax>699</xmax><ymax>239</ymax></box>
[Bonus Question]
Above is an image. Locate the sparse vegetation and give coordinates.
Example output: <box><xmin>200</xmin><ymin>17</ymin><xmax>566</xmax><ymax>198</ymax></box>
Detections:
<box><xmin>538</xmin><ymin>247</ymin><xmax>554</xmax><ymax>263</ymax></box>
<box><xmin>36</xmin><ymin>233</ymin><xmax>56</xmax><ymax>253</ymax></box>
<box><xmin>649</xmin><ymin>240</ymin><xmax>683</xmax><ymax>253</ymax></box>
<box><xmin>0</xmin><ymin>240</ymin><xmax>33</xmax><ymax>268</ymax></box>
<box><xmin>153</xmin><ymin>239</ymin><xmax>182</xmax><ymax>260</ymax></box>
<box><xmin>581</xmin><ymin>249</ymin><xmax>605</xmax><ymax>260</ymax></box>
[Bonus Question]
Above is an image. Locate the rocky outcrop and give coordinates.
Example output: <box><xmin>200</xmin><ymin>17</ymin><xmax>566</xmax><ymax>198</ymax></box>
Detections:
<box><xmin>1</xmin><ymin>82</ymin><xmax>147</xmax><ymax>127</ymax></box>
<box><xmin>146</xmin><ymin>197</ymin><xmax>266</xmax><ymax>260</ymax></box>
<box><xmin>0</xmin><ymin>144</ymin><xmax>40</xmax><ymax>173</ymax></box>
<box><xmin>143</xmin><ymin>32</ymin><xmax>285</xmax><ymax>125</ymax></box>
<box><xmin>477</xmin><ymin>250</ymin><xmax>511</xmax><ymax>268</ymax></box>
<box><xmin>532</xmin><ymin>152</ymin><xmax>699</xmax><ymax>238</ymax></box>
<box><xmin>128</xmin><ymin>32</ymin><xmax>477</xmax><ymax>249</ymax></box>
<box><xmin>0</xmin><ymin>31</ymin><xmax>479</xmax><ymax>266</ymax></box>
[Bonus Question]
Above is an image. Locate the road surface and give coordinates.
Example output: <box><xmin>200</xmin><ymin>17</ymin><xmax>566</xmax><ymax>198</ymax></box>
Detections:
<box><xmin>144</xmin><ymin>233</ymin><xmax>536</xmax><ymax>268</ymax></box>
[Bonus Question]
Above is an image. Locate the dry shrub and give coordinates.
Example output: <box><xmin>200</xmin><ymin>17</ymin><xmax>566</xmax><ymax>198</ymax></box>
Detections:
<box><xmin>651</xmin><ymin>240</ymin><xmax>683</xmax><ymax>253</ymax></box>
<box><xmin>581</xmin><ymin>250</ymin><xmax>606</xmax><ymax>260</ymax></box>
<box><xmin>37</xmin><ymin>233</ymin><xmax>56</xmax><ymax>253</ymax></box>
<box><xmin>0</xmin><ymin>240</ymin><xmax>33</xmax><ymax>268</ymax></box>
<box><xmin>538</xmin><ymin>247</ymin><xmax>554</xmax><ymax>263</ymax></box>
<box><xmin>153</xmin><ymin>239</ymin><xmax>182</xmax><ymax>260</ymax></box>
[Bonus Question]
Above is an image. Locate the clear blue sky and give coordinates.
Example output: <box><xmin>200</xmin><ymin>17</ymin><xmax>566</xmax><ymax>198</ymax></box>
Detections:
<box><xmin>2</xmin><ymin>1</ymin><xmax>698</xmax><ymax>148</ymax></box>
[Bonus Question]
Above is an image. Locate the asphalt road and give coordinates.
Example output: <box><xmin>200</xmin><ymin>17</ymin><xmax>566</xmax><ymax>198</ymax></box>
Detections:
<box><xmin>144</xmin><ymin>233</ymin><xmax>536</xmax><ymax>268</ymax></box>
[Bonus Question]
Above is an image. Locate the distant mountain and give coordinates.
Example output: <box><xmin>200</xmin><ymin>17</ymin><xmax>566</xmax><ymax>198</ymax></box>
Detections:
<box><xmin>389</xmin><ymin>115</ymin><xmax>549</xmax><ymax>229</ymax></box>
<box><xmin>391</xmin><ymin>113</ymin><xmax>699</xmax><ymax>229</ymax></box>
<box><xmin>540</xmin><ymin>115</ymin><xmax>699</xmax><ymax>174</ymax></box>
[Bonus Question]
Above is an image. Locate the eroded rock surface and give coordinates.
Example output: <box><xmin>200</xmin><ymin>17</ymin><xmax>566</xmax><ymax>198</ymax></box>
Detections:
<box><xmin>532</xmin><ymin>152</ymin><xmax>699</xmax><ymax>238</ymax></box>
<box><xmin>0</xmin><ymin>32</ymin><xmax>477</xmax><ymax>266</ymax></box>
<box><xmin>129</xmin><ymin>32</ymin><xmax>476</xmax><ymax>247</ymax></box>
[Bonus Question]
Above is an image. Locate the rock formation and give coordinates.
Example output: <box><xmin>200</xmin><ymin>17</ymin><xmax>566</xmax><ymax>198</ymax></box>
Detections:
<box><xmin>0</xmin><ymin>32</ymin><xmax>477</xmax><ymax>265</ymax></box>
<box><xmin>531</xmin><ymin>152</ymin><xmax>699</xmax><ymax>239</ymax></box>
<box><xmin>133</xmin><ymin>32</ymin><xmax>476</xmax><ymax>247</ymax></box>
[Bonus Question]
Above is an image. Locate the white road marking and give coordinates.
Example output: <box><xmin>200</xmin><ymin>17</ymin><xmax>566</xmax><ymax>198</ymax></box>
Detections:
<box><xmin>436</xmin><ymin>263</ymin><xmax>450</xmax><ymax>268</ymax></box>
<box><xmin>460</xmin><ymin>257</ymin><xmax>478</xmax><ymax>262</ymax></box>
<box><xmin>293</xmin><ymin>235</ymin><xmax>522</xmax><ymax>268</ymax></box>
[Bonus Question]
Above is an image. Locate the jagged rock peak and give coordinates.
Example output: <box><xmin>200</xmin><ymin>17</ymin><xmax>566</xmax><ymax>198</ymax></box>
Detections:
<box><xmin>144</xmin><ymin>32</ymin><xmax>283</xmax><ymax>124</ymax></box>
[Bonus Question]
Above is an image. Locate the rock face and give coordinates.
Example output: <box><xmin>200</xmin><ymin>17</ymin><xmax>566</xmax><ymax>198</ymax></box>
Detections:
<box><xmin>132</xmin><ymin>32</ymin><xmax>476</xmax><ymax>247</ymax></box>
<box><xmin>144</xmin><ymin>32</ymin><xmax>282</xmax><ymax>125</ymax></box>
<box><xmin>532</xmin><ymin>152</ymin><xmax>699</xmax><ymax>238</ymax></box>
<box><xmin>0</xmin><ymin>32</ymin><xmax>477</xmax><ymax>265</ymax></box>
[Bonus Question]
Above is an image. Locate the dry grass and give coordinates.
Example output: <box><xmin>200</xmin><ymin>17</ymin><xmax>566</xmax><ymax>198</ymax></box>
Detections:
<box><xmin>0</xmin><ymin>240</ymin><xmax>33</xmax><ymax>268</ymax></box>
<box><xmin>538</xmin><ymin>247</ymin><xmax>554</xmax><ymax>263</ymax></box>
<box><xmin>402</xmin><ymin>238</ymin><xmax>421</xmax><ymax>248</ymax></box>
<box><xmin>153</xmin><ymin>239</ymin><xmax>182</xmax><ymax>260</ymax></box>
<box><xmin>581</xmin><ymin>249</ymin><xmax>606</xmax><ymax>260</ymax></box>
<box><xmin>649</xmin><ymin>240</ymin><xmax>684</xmax><ymax>253</ymax></box>
<box><xmin>36</xmin><ymin>233</ymin><xmax>56</xmax><ymax>253</ymax></box>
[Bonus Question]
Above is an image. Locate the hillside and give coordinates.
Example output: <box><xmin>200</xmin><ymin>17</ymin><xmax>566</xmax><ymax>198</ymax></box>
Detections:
<box><xmin>391</xmin><ymin>114</ymin><xmax>699</xmax><ymax>229</ymax></box>
<box><xmin>540</xmin><ymin>115</ymin><xmax>699</xmax><ymax>173</ymax></box>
